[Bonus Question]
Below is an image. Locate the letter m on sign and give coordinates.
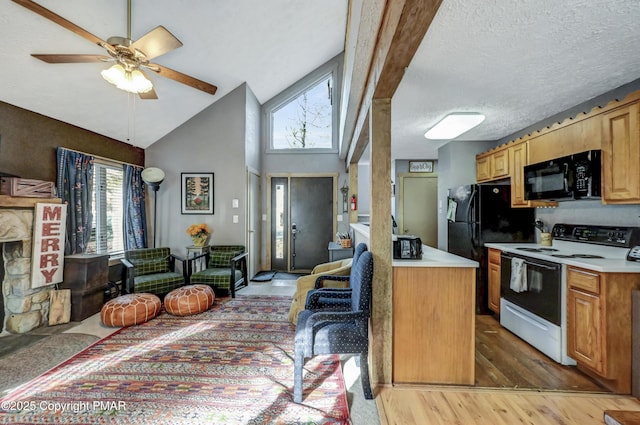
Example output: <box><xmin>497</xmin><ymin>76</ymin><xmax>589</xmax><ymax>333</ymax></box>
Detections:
<box><xmin>31</xmin><ymin>203</ymin><xmax>67</xmax><ymax>289</ymax></box>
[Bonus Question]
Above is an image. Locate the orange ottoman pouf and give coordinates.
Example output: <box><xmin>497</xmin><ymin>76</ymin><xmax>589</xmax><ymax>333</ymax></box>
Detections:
<box><xmin>164</xmin><ymin>284</ymin><xmax>215</xmax><ymax>316</ymax></box>
<box><xmin>101</xmin><ymin>293</ymin><xmax>162</xmax><ymax>327</ymax></box>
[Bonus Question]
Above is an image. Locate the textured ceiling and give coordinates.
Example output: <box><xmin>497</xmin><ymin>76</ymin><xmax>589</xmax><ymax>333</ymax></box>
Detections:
<box><xmin>0</xmin><ymin>0</ymin><xmax>347</xmax><ymax>148</ymax></box>
<box><xmin>2</xmin><ymin>1</ymin><xmax>640</xmax><ymax>160</ymax></box>
<box><xmin>392</xmin><ymin>0</ymin><xmax>640</xmax><ymax>160</ymax></box>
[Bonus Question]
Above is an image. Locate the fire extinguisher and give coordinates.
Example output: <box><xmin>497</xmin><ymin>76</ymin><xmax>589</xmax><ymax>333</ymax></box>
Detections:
<box><xmin>350</xmin><ymin>194</ymin><xmax>357</xmax><ymax>211</ymax></box>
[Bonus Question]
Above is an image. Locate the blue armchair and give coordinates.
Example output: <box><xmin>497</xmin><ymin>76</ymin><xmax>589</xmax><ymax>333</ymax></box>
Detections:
<box><xmin>304</xmin><ymin>242</ymin><xmax>368</xmax><ymax>312</ymax></box>
<box><xmin>293</xmin><ymin>250</ymin><xmax>374</xmax><ymax>403</ymax></box>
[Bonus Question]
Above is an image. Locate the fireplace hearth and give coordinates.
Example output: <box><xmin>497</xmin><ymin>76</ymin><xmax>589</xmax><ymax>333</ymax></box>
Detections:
<box><xmin>1</xmin><ymin>196</ymin><xmax>62</xmax><ymax>335</ymax></box>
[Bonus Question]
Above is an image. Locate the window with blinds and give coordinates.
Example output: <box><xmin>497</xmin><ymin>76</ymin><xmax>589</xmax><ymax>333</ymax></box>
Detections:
<box><xmin>86</xmin><ymin>162</ymin><xmax>124</xmax><ymax>256</ymax></box>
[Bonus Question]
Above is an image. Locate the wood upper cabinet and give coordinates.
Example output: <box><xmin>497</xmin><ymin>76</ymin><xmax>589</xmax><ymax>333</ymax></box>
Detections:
<box><xmin>476</xmin><ymin>147</ymin><xmax>509</xmax><ymax>183</ymax></box>
<box><xmin>528</xmin><ymin>116</ymin><xmax>602</xmax><ymax>165</ymax></box>
<box><xmin>476</xmin><ymin>155</ymin><xmax>491</xmax><ymax>182</ymax></box>
<box><xmin>509</xmin><ymin>141</ymin><xmax>529</xmax><ymax>207</ymax></box>
<box><xmin>602</xmin><ymin>101</ymin><xmax>640</xmax><ymax>204</ymax></box>
<box><xmin>487</xmin><ymin>248</ymin><xmax>501</xmax><ymax>314</ymax></box>
<box><xmin>566</xmin><ymin>266</ymin><xmax>640</xmax><ymax>394</ymax></box>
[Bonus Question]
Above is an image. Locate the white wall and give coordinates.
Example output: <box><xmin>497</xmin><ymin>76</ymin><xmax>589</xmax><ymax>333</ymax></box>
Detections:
<box><xmin>145</xmin><ymin>84</ymin><xmax>249</xmax><ymax>258</ymax></box>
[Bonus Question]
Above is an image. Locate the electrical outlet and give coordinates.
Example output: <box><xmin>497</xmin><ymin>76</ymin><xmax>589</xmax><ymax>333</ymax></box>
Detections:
<box><xmin>232</xmin><ymin>215</ymin><xmax>239</xmax><ymax>224</ymax></box>
<box><xmin>232</xmin><ymin>198</ymin><xmax>239</xmax><ymax>208</ymax></box>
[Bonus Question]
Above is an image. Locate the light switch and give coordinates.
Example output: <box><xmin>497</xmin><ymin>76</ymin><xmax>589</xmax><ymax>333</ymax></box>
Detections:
<box><xmin>232</xmin><ymin>215</ymin><xmax>239</xmax><ymax>223</ymax></box>
<box><xmin>337</xmin><ymin>214</ymin><xmax>343</xmax><ymax>222</ymax></box>
<box><xmin>232</xmin><ymin>198</ymin><xmax>239</xmax><ymax>208</ymax></box>
<box><xmin>262</xmin><ymin>214</ymin><xmax>267</xmax><ymax>221</ymax></box>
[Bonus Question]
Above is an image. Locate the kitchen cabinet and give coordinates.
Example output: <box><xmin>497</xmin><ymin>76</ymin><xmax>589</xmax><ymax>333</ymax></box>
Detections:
<box><xmin>393</xmin><ymin>266</ymin><xmax>476</xmax><ymax>385</ymax></box>
<box><xmin>528</xmin><ymin>116</ymin><xmax>602</xmax><ymax>165</ymax></box>
<box><xmin>601</xmin><ymin>101</ymin><xmax>640</xmax><ymax>204</ymax></box>
<box><xmin>476</xmin><ymin>146</ymin><xmax>509</xmax><ymax>183</ymax></box>
<box><xmin>487</xmin><ymin>248</ymin><xmax>501</xmax><ymax>314</ymax></box>
<box><xmin>567</xmin><ymin>266</ymin><xmax>640</xmax><ymax>394</ymax></box>
<box><xmin>509</xmin><ymin>141</ymin><xmax>529</xmax><ymax>208</ymax></box>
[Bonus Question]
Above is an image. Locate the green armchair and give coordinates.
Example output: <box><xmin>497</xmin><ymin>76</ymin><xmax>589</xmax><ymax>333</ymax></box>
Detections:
<box><xmin>121</xmin><ymin>247</ymin><xmax>187</xmax><ymax>296</ymax></box>
<box><xmin>188</xmin><ymin>245</ymin><xmax>248</xmax><ymax>297</ymax></box>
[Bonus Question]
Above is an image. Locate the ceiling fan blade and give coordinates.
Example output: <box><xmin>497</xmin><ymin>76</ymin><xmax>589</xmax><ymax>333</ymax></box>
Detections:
<box><xmin>32</xmin><ymin>54</ymin><xmax>111</xmax><ymax>64</ymax></box>
<box><xmin>12</xmin><ymin>0</ymin><xmax>108</xmax><ymax>48</ymax></box>
<box><xmin>136</xmin><ymin>70</ymin><xmax>158</xmax><ymax>99</ymax></box>
<box><xmin>130</xmin><ymin>26</ymin><xmax>183</xmax><ymax>61</ymax></box>
<box><xmin>138</xmin><ymin>87</ymin><xmax>158</xmax><ymax>100</ymax></box>
<box><xmin>146</xmin><ymin>63</ymin><xmax>218</xmax><ymax>96</ymax></box>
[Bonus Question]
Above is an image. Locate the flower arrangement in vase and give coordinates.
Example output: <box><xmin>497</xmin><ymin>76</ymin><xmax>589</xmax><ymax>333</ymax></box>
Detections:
<box><xmin>186</xmin><ymin>223</ymin><xmax>211</xmax><ymax>247</ymax></box>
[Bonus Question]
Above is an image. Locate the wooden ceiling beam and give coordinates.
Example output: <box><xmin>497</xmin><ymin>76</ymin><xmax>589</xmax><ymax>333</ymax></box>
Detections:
<box><xmin>344</xmin><ymin>0</ymin><xmax>443</xmax><ymax>165</ymax></box>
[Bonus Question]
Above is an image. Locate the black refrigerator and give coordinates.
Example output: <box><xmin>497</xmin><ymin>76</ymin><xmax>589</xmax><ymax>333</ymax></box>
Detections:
<box><xmin>447</xmin><ymin>183</ymin><xmax>535</xmax><ymax>314</ymax></box>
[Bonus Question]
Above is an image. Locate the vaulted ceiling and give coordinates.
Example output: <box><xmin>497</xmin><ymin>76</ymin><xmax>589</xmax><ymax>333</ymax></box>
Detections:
<box><xmin>2</xmin><ymin>1</ymin><xmax>640</xmax><ymax>161</ymax></box>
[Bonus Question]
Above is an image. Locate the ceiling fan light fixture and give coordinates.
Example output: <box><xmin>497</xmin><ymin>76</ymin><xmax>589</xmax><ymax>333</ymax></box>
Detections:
<box><xmin>424</xmin><ymin>113</ymin><xmax>485</xmax><ymax>140</ymax></box>
<box><xmin>101</xmin><ymin>64</ymin><xmax>153</xmax><ymax>94</ymax></box>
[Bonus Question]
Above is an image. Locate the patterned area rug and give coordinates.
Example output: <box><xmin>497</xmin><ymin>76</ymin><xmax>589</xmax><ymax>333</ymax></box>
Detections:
<box><xmin>0</xmin><ymin>295</ymin><xmax>350</xmax><ymax>424</ymax></box>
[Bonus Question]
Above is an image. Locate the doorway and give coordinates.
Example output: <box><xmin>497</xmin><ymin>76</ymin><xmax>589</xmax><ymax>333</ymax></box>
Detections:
<box><xmin>269</xmin><ymin>175</ymin><xmax>335</xmax><ymax>272</ymax></box>
<box><xmin>398</xmin><ymin>173</ymin><xmax>438</xmax><ymax>247</ymax></box>
<box><xmin>247</xmin><ymin>170</ymin><xmax>261</xmax><ymax>280</ymax></box>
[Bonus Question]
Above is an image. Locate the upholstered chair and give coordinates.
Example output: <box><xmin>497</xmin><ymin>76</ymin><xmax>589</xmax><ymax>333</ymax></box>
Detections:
<box><xmin>188</xmin><ymin>245</ymin><xmax>248</xmax><ymax>297</ymax></box>
<box><xmin>121</xmin><ymin>247</ymin><xmax>187</xmax><ymax>296</ymax></box>
<box><xmin>287</xmin><ymin>258</ymin><xmax>352</xmax><ymax>324</ymax></box>
<box><xmin>293</xmin><ymin>251</ymin><xmax>374</xmax><ymax>403</ymax></box>
<box><xmin>304</xmin><ymin>243</ymin><xmax>368</xmax><ymax>312</ymax></box>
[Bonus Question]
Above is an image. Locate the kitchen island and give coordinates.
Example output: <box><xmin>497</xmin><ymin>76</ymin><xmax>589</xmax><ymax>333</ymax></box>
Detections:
<box><xmin>351</xmin><ymin>223</ymin><xmax>479</xmax><ymax>386</ymax></box>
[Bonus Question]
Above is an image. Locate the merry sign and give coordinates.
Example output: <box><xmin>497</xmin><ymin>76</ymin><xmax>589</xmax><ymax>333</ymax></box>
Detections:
<box><xmin>31</xmin><ymin>203</ymin><xmax>67</xmax><ymax>288</ymax></box>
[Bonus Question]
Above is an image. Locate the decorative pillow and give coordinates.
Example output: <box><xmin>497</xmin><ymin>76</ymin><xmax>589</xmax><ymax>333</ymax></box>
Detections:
<box><xmin>132</xmin><ymin>257</ymin><xmax>170</xmax><ymax>276</ymax></box>
<box><xmin>209</xmin><ymin>251</ymin><xmax>241</xmax><ymax>268</ymax></box>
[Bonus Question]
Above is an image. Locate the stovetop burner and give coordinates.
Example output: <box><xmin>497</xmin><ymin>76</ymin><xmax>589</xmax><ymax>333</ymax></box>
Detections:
<box><xmin>551</xmin><ymin>253</ymin><xmax>605</xmax><ymax>259</ymax></box>
<box><xmin>516</xmin><ymin>247</ymin><xmax>559</xmax><ymax>253</ymax></box>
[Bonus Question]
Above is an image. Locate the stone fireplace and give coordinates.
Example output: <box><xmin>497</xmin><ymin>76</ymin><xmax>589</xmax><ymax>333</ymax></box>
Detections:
<box><xmin>0</xmin><ymin>197</ymin><xmax>61</xmax><ymax>335</ymax></box>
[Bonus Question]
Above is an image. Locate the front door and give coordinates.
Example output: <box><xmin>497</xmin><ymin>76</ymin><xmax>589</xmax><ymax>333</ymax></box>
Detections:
<box><xmin>270</xmin><ymin>175</ymin><xmax>335</xmax><ymax>272</ymax></box>
<box><xmin>290</xmin><ymin>176</ymin><xmax>333</xmax><ymax>271</ymax></box>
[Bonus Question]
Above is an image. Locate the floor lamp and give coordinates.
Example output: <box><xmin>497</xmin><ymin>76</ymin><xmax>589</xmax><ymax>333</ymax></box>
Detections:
<box><xmin>141</xmin><ymin>167</ymin><xmax>165</xmax><ymax>248</ymax></box>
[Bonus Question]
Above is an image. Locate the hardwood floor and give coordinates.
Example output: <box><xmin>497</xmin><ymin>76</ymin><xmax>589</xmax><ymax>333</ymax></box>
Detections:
<box><xmin>377</xmin><ymin>314</ymin><xmax>640</xmax><ymax>424</ymax></box>
<box><xmin>376</xmin><ymin>386</ymin><xmax>640</xmax><ymax>425</ymax></box>
<box><xmin>475</xmin><ymin>314</ymin><xmax>605</xmax><ymax>391</ymax></box>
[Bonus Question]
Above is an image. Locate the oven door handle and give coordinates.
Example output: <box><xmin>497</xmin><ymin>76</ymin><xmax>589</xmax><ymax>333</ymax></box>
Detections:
<box><xmin>501</xmin><ymin>252</ymin><xmax>560</xmax><ymax>271</ymax></box>
<box><xmin>523</xmin><ymin>260</ymin><xmax>560</xmax><ymax>271</ymax></box>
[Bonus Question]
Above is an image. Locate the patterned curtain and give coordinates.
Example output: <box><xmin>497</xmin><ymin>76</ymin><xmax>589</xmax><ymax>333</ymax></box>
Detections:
<box><xmin>123</xmin><ymin>164</ymin><xmax>147</xmax><ymax>250</ymax></box>
<box><xmin>56</xmin><ymin>147</ymin><xmax>94</xmax><ymax>255</ymax></box>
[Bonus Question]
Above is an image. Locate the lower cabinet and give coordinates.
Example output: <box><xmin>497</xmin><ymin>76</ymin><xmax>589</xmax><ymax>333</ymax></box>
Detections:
<box><xmin>393</xmin><ymin>266</ymin><xmax>476</xmax><ymax>385</ymax></box>
<box><xmin>488</xmin><ymin>248</ymin><xmax>501</xmax><ymax>314</ymax></box>
<box><xmin>567</xmin><ymin>266</ymin><xmax>640</xmax><ymax>394</ymax></box>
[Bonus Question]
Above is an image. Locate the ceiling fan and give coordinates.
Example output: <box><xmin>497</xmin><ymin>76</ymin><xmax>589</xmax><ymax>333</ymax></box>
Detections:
<box><xmin>12</xmin><ymin>0</ymin><xmax>218</xmax><ymax>99</ymax></box>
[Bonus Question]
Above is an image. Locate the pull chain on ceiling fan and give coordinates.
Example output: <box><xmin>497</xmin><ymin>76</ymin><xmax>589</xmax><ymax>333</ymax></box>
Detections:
<box><xmin>12</xmin><ymin>0</ymin><xmax>218</xmax><ymax>99</ymax></box>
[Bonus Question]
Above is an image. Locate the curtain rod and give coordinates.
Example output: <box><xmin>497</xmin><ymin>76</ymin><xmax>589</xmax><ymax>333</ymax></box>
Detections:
<box><xmin>60</xmin><ymin>146</ymin><xmax>144</xmax><ymax>169</ymax></box>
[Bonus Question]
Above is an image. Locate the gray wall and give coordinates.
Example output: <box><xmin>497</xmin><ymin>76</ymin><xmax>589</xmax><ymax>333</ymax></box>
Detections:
<box><xmin>145</xmin><ymin>84</ymin><xmax>249</xmax><ymax>258</ymax></box>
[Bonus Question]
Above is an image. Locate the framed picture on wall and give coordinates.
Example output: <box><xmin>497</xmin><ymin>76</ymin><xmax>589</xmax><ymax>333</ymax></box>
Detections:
<box><xmin>409</xmin><ymin>160</ymin><xmax>434</xmax><ymax>173</ymax></box>
<box><xmin>181</xmin><ymin>172</ymin><xmax>214</xmax><ymax>214</ymax></box>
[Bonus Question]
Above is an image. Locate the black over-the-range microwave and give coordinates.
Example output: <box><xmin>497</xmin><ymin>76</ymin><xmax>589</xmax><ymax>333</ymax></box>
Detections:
<box><xmin>524</xmin><ymin>150</ymin><xmax>601</xmax><ymax>201</ymax></box>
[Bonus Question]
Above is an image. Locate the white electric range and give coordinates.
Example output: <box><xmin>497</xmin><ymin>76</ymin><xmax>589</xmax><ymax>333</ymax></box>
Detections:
<box><xmin>486</xmin><ymin>224</ymin><xmax>640</xmax><ymax>365</ymax></box>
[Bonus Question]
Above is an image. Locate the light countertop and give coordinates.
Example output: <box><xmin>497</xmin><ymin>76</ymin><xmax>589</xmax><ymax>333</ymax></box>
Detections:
<box><xmin>486</xmin><ymin>241</ymin><xmax>640</xmax><ymax>273</ymax></box>
<box><xmin>350</xmin><ymin>223</ymin><xmax>478</xmax><ymax>268</ymax></box>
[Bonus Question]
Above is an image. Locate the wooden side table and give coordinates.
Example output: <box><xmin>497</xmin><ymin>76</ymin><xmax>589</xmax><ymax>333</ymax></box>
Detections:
<box><xmin>187</xmin><ymin>245</ymin><xmax>211</xmax><ymax>272</ymax></box>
